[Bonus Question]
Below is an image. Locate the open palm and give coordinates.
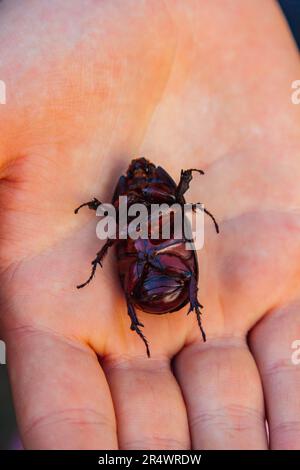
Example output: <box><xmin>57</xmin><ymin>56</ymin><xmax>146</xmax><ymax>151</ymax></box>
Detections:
<box><xmin>0</xmin><ymin>0</ymin><xmax>300</xmax><ymax>450</ymax></box>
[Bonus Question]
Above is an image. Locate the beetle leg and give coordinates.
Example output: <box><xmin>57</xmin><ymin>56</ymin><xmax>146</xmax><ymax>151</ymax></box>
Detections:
<box><xmin>136</xmin><ymin>260</ymin><xmax>147</xmax><ymax>278</ymax></box>
<box><xmin>148</xmin><ymin>255</ymin><xmax>165</xmax><ymax>272</ymax></box>
<box><xmin>127</xmin><ymin>301</ymin><xmax>144</xmax><ymax>328</ymax></box>
<box><xmin>191</xmin><ymin>203</ymin><xmax>219</xmax><ymax>234</ymax></box>
<box><xmin>74</xmin><ymin>197</ymin><xmax>101</xmax><ymax>214</ymax></box>
<box><xmin>176</xmin><ymin>168</ymin><xmax>204</xmax><ymax>202</ymax></box>
<box><xmin>127</xmin><ymin>301</ymin><xmax>150</xmax><ymax>358</ymax></box>
<box><xmin>187</xmin><ymin>273</ymin><xmax>206</xmax><ymax>342</ymax></box>
<box><xmin>77</xmin><ymin>239</ymin><xmax>115</xmax><ymax>289</ymax></box>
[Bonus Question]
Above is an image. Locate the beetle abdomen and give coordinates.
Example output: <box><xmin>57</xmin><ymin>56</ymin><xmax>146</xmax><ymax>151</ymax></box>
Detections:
<box><xmin>132</xmin><ymin>268</ymin><xmax>189</xmax><ymax>314</ymax></box>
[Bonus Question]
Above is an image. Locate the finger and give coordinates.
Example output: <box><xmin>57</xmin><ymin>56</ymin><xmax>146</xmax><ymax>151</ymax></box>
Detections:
<box><xmin>249</xmin><ymin>299</ymin><xmax>300</xmax><ymax>449</ymax></box>
<box><xmin>174</xmin><ymin>337</ymin><xmax>267</xmax><ymax>450</ymax></box>
<box><xmin>102</xmin><ymin>355</ymin><xmax>190</xmax><ymax>450</ymax></box>
<box><xmin>5</xmin><ymin>325</ymin><xmax>117</xmax><ymax>449</ymax></box>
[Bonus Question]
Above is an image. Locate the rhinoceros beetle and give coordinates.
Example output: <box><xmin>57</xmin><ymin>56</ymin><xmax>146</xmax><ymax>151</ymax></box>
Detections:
<box><xmin>75</xmin><ymin>158</ymin><xmax>219</xmax><ymax>357</ymax></box>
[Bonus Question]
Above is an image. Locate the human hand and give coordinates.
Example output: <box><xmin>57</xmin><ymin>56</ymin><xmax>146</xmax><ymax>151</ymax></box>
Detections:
<box><xmin>0</xmin><ymin>0</ymin><xmax>299</xmax><ymax>449</ymax></box>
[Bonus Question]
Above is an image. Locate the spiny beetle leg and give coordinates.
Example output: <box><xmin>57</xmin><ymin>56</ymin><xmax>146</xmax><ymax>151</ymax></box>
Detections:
<box><xmin>127</xmin><ymin>301</ymin><xmax>150</xmax><ymax>357</ymax></box>
<box><xmin>77</xmin><ymin>258</ymin><xmax>99</xmax><ymax>289</ymax></box>
<box><xmin>77</xmin><ymin>239</ymin><xmax>115</xmax><ymax>289</ymax></box>
<box><xmin>187</xmin><ymin>274</ymin><xmax>206</xmax><ymax>342</ymax></box>
<box><xmin>186</xmin><ymin>168</ymin><xmax>205</xmax><ymax>174</ymax></box>
<box><xmin>187</xmin><ymin>300</ymin><xmax>204</xmax><ymax>313</ymax></box>
<box><xmin>192</xmin><ymin>203</ymin><xmax>219</xmax><ymax>234</ymax></box>
<box><xmin>176</xmin><ymin>168</ymin><xmax>204</xmax><ymax>201</ymax></box>
<box><xmin>195</xmin><ymin>303</ymin><xmax>206</xmax><ymax>342</ymax></box>
<box><xmin>74</xmin><ymin>197</ymin><xmax>101</xmax><ymax>214</ymax></box>
<box><xmin>148</xmin><ymin>255</ymin><xmax>165</xmax><ymax>272</ymax></box>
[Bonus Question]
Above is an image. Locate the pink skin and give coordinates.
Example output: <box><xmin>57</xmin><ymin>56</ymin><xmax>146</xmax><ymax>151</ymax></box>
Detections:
<box><xmin>0</xmin><ymin>0</ymin><xmax>300</xmax><ymax>449</ymax></box>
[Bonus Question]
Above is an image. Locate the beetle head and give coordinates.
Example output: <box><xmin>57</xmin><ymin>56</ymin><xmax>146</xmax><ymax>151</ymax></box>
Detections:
<box><xmin>127</xmin><ymin>157</ymin><xmax>155</xmax><ymax>180</ymax></box>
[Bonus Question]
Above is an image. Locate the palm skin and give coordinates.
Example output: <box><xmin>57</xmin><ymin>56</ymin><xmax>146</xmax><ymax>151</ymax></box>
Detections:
<box><xmin>0</xmin><ymin>0</ymin><xmax>300</xmax><ymax>450</ymax></box>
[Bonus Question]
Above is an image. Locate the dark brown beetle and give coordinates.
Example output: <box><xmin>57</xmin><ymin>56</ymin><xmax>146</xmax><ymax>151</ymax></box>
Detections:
<box><xmin>75</xmin><ymin>158</ymin><xmax>219</xmax><ymax>357</ymax></box>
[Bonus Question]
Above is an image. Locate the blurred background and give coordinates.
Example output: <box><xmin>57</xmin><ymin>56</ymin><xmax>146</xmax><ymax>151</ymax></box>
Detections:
<box><xmin>0</xmin><ymin>0</ymin><xmax>299</xmax><ymax>450</ymax></box>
